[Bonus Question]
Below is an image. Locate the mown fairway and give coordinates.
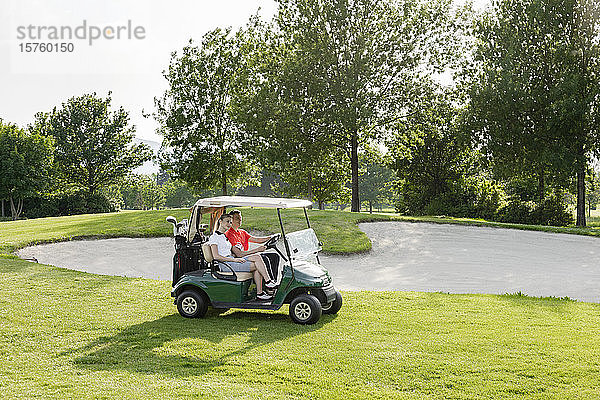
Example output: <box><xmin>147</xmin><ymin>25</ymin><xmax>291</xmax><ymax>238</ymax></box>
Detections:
<box><xmin>1</xmin><ymin>209</ymin><xmax>600</xmax><ymax>398</ymax></box>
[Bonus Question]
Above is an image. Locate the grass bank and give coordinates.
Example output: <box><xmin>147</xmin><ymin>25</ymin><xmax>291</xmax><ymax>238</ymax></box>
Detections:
<box><xmin>0</xmin><ymin>208</ymin><xmax>395</xmax><ymax>255</ymax></box>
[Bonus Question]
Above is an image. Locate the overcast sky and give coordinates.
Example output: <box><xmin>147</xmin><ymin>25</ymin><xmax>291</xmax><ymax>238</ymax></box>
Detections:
<box><xmin>1</xmin><ymin>0</ymin><xmax>489</xmax><ymax>143</ymax></box>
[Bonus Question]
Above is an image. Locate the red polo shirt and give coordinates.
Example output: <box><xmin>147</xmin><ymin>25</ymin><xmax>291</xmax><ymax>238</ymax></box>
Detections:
<box><xmin>225</xmin><ymin>228</ymin><xmax>251</xmax><ymax>251</ymax></box>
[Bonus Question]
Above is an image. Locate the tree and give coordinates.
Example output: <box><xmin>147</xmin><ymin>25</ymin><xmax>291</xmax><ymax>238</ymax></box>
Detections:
<box><xmin>33</xmin><ymin>93</ymin><xmax>152</xmax><ymax>195</ymax></box>
<box><xmin>268</xmin><ymin>0</ymin><xmax>458</xmax><ymax>212</ymax></box>
<box><xmin>388</xmin><ymin>89</ymin><xmax>472</xmax><ymax>214</ymax></box>
<box><xmin>562</xmin><ymin>0</ymin><xmax>600</xmax><ymax>226</ymax></box>
<box><xmin>586</xmin><ymin>170</ymin><xmax>600</xmax><ymax>217</ymax></box>
<box><xmin>162</xmin><ymin>179</ymin><xmax>197</xmax><ymax>208</ymax></box>
<box><xmin>117</xmin><ymin>174</ymin><xmax>166</xmax><ymax>210</ymax></box>
<box><xmin>271</xmin><ymin>150</ymin><xmax>350</xmax><ymax>209</ymax></box>
<box><xmin>139</xmin><ymin>176</ymin><xmax>165</xmax><ymax>210</ymax></box>
<box><xmin>231</xmin><ymin>16</ymin><xmax>349</xmax><ymax>205</ymax></box>
<box><xmin>465</xmin><ymin>0</ymin><xmax>600</xmax><ymax>226</ymax></box>
<box><xmin>155</xmin><ymin>28</ymin><xmax>253</xmax><ymax>195</ymax></box>
<box><xmin>387</xmin><ymin>86</ymin><xmax>502</xmax><ymax>218</ymax></box>
<box><xmin>0</xmin><ymin>121</ymin><xmax>54</xmax><ymax>220</ymax></box>
<box><xmin>359</xmin><ymin>146</ymin><xmax>395</xmax><ymax>213</ymax></box>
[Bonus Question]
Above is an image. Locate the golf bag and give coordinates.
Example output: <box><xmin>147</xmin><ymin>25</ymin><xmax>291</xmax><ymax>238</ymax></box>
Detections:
<box><xmin>172</xmin><ymin>234</ymin><xmax>204</xmax><ymax>286</ymax></box>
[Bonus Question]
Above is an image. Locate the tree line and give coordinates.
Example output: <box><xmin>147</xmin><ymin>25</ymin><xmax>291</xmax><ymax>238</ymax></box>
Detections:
<box><xmin>0</xmin><ymin>93</ymin><xmax>152</xmax><ymax>220</ymax></box>
<box><xmin>154</xmin><ymin>0</ymin><xmax>600</xmax><ymax>226</ymax></box>
<box><xmin>2</xmin><ymin>0</ymin><xmax>599</xmax><ymax>226</ymax></box>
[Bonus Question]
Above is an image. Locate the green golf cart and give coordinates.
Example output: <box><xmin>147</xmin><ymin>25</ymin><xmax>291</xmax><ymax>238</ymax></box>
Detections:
<box><xmin>166</xmin><ymin>196</ymin><xmax>343</xmax><ymax>325</ymax></box>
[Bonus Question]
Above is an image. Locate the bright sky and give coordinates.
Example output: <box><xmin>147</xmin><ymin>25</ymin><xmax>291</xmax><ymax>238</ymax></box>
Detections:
<box><xmin>0</xmin><ymin>0</ymin><xmax>489</xmax><ymax>143</ymax></box>
<box><xmin>0</xmin><ymin>0</ymin><xmax>278</xmax><ymax>142</ymax></box>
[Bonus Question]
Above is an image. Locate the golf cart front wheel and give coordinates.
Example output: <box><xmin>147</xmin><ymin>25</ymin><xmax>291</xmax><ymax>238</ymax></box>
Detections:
<box><xmin>177</xmin><ymin>290</ymin><xmax>208</xmax><ymax>318</ymax></box>
<box><xmin>290</xmin><ymin>294</ymin><xmax>322</xmax><ymax>325</ymax></box>
<box><xmin>322</xmin><ymin>290</ymin><xmax>343</xmax><ymax>315</ymax></box>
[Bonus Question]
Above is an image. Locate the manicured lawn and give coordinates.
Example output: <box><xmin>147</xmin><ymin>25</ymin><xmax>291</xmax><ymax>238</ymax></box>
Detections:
<box><xmin>2</xmin><ymin>209</ymin><xmax>600</xmax><ymax>398</ymax></box>
<box><xmin>2</xmin><ymin>257</ymin><xmax>600</xmax><ymax>399</ymax></box>
<box><xmin>0</xmin><ymin>208</ymin><xmax>395</xmax><ymax>255</ymax></box>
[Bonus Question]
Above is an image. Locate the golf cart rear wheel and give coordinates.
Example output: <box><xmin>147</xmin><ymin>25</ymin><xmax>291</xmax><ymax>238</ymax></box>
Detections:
<box><xmin>289</xmin><ymin>294</ymin><xmax>322</xmax><ymax>325</ymax></box>
<box><xmin>322</xmin><ymin>290</ymin><xmax>343</xmax><ymax>315</ymax></box>
<box><xmin>177</xmin><ymin>290</ymin><xmax>208</xmax><ymax>318</ymax></box>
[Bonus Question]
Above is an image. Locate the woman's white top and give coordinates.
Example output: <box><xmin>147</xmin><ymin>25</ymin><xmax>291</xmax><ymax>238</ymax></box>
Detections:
<box><xmin>207</xmin><ymin>231</ymin><xmax>232</xmax><ymax>258</ymax></box>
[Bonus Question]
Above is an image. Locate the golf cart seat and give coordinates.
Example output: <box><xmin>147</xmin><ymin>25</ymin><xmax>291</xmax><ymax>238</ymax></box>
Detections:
<box><xmin>201</xmin><ymin>243</ymin><xmax>253</xmax><ymax>282</ymax></box>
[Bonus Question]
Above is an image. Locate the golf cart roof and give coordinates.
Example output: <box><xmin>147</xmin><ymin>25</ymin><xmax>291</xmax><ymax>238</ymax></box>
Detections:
<box><xmin>192</xmin><ymin>196</ymin><xmax>313</xmax><ymax>209</ymax></box>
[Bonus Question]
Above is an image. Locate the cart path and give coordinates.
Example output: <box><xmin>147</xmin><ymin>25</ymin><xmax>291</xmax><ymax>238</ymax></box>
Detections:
<box><xmin>16</xmin><ymin>222</ymin><xmax>600</xmax><ymax>302</ymax></box>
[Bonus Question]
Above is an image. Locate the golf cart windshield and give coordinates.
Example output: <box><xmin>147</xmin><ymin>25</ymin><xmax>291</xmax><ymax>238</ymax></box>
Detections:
<box><xmin>285</xmin><ymin>228</ymin><xmax>322</xmax><ymax>261</ymax></box>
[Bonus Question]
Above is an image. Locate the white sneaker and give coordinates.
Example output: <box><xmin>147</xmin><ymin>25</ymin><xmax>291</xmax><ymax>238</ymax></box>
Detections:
<box><xmin>257</xmin><ymin>292</ymin><xmax>273</xmax><ymax>300</ymax></box>
<box><xmin>265</xmin><ymin>280</ymin><xmax>278</xmax><ymax>289</ymax></box>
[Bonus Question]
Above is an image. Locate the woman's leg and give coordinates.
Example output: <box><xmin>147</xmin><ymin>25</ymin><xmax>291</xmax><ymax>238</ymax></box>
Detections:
<box><xmin>246</xmin><ymin>254</ymin><xmax>272</xmax><ymax>283</ymax></box>
<box><xmin>253</xmin><ymin>269</ymin><xmax>263</xmax><ymax>294</ymax></box>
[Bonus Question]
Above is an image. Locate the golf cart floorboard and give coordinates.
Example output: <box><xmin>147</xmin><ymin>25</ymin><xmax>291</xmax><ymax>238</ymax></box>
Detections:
<box><xmin>212</xmin><ymin>301</ymin><xmax>282</xmax><ymax>311</ymax></box>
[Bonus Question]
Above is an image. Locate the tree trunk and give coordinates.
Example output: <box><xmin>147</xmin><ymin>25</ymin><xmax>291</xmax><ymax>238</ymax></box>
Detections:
<box><xmin>319</xmin><ymin>201</ymin><xmax>324</xmax><ymax>210</ymax></box>
<box><xmin>221</xmin><ymin>163</ymin><xmax>227</xmax><ymax>196</ymax></box>
<box><xmin>577</xmin><ymin>167</ymin><xmax>586</xmax><ymax>227</ymax></box>
<box><xmin>9</xmin><ymin>195</ymin><xmax>23</xmax><ymax>221</ymax></box>
<box><xmin>538</xmin><ymin>168</ymin><xmax>545</xmax><ymax>202</ymax></box>
<box><xmin>369</xmin><ymin>200</ymin><xmax>373</xmax><ymax>214</ymax></box>
<box><xmin>1</xmin><ymin>199</ymin><xmax>4</xmax><ymax>217</ymax></box>
<box><xmin>350</xmin><ymin>131</ymin><xmax>360</xmax><ymax>212</ymax></box>
<box><xmin>307</xmin><ymin>171</ymin><xmax>313</xmax><ymax>202</ymax></box>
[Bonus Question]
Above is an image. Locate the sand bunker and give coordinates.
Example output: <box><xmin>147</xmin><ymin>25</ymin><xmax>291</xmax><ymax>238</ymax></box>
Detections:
<box><xmin>17</xmin><ymin>222</ymin><xmax>600</xmax><ymax>302</ymax></box>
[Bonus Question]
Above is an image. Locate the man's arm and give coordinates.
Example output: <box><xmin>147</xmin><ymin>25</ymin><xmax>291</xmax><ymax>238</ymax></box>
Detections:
<box><xmin>231</xmin><ymin>244</ymin><xmax>266</xmax><ymax>257</ymax></box>
<box><xmin>248</xmin><ymin>235</ymin><xmax>273</xmax><ymax>244</ymax></box>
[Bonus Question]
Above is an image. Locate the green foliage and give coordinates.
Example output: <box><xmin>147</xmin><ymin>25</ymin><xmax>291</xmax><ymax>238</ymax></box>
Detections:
<box><xmin>162</xmin><ymin>179</ymin><xmax>197</xmax><ymax>209</ymax></box>
<box><xmin>497</xmin><ymin>200</ymin><xmax>536</xmax><ymax>225</ymax></box>
<box><xmin>106</xmin><ymin>174</ymin><xmax>197</xmax><ymax>211</ymax></box>
<box><xmin>155</xmin><ymin>28</ymin><xmax>254</xmax><ymax>195</ymax></box>
<box><xmin>271</xmin><ymin>151</ymin><xmax>350</xmax><ymax>209</ymax></box>
<box><xmin>359</xmin><ymin>146</ymin><xmax>395</xmax><ymax>212</ymax></box>
<box><xmin>236</xmin><ymin>0</ymin><xmax>459</xmax><ymax>211</ymax></box>
<box><xmin>116</xmin><ymin>174</ymin><xmax>165</xmax><ymax>210</ymax></box>
<box><xmin>585</xmin><ymin>170</ymin><xmax>600</xmax><ymax>213</ymax></box>
<box><xmin>464</xmin><ymin>0</ymin><xmax>600</xmax><ymax>226</ymax></box>
<box><xmin>0</xmin><ymin>121</ymin><xmax>54</xmax><ymax>220</ymax></box>
<box><xmin>399</xmin><ymin>176</ymin><xmax>503</xmax><ymax>219</ymax></box>
<box><xmin>497</xmin><ymin>194</ymin><xmax>573</xmax><ymax>226</ymax></box>
<box><xmin>389</xmin><ymin>87</ymin><xmax>503</xmax><ymax>218</ymax></box>
<box><xmin>533</xmin><ymin>194</ymin><xmax>575</xmax><ymax>226</ymax></box>
<box><xmin>23</xmin><ymin>192</ymin><xmax>115</xmax><ymax>219</ymax></box>
<box><xmin>232</xmin><ymin>17</ymin><xmax>350</xmax><ymax>206</ymax></box>
<box><xmin>32</xmin><ymin>92</ymin><xmax>152</xmax><ymax>195</ymax></box>
<box><xmin>502</xmin><ymin>175</ymin><xmax>545</xmax><ymax>203</ymax></box>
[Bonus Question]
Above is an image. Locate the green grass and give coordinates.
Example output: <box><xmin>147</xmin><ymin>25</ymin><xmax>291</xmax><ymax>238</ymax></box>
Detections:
<box><xmin>0</xmin><ymin>209</ymin><xmax>189</xmax><ymax>254</ymax></box>
<box><xmin>3</xmin><ymin>209</ymin><xmax>600</xmax><ymax>398</ymax></box>
<box><xmin>1</xmin><ymin>258</ymin><xmax>600</xmax><ymax>399</ymax></box>
<box><xmin>0</xmin><ymin>208</ymin><xmax>395</xmax><ymax>255</ymax></box>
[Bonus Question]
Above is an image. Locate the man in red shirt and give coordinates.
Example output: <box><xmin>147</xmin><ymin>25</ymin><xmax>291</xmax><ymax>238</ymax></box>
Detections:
<box><xmin>225</xmin><ymin>209</ymin><xmax>275</xmax><ymax>255</ymax></box>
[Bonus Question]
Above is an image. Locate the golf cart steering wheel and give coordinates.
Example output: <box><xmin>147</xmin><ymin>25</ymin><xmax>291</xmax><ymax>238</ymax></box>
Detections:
<box><xmin>264</xmin><ymin>234</ymin><xmax>281</xmax><ymax>249</ymax></box>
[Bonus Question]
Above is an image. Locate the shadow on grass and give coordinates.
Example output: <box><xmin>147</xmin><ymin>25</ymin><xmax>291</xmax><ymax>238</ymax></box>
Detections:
<box><xmin>65</xmin><ymin>310</ymin><xmax>335</xmax><ymax>377</ymax></box>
